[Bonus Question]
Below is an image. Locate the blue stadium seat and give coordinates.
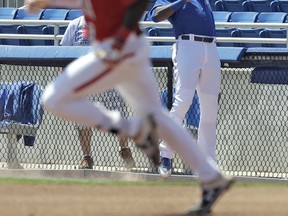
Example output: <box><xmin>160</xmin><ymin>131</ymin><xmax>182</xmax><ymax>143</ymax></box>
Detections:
<box><xmin>229</xmin><ymin>12</ymin><xmax>259</xmax><ymax>22</ymax></box>
<box><xmin>0</xmin><ymin>7</ymin><xmax>18</xmax><ymax>19</ymax></box>
<box><xmin>256</xmin><ymin>12</ymin><xmax>287</xmax><ymax>23</ymax></box>
<box><xmin>236</xmin><ymin>28</ymin><xmax>269</xmax><ymax>47</ymax></box>
<box><xmin>213</xmin><ymin>11</ymin><xmax>232</xmax><ymax>22</ymax></box>
<box><xmin>21</xmin><ymin>25</ymin><xmax>54</xmax><ymax>46</ymax></box>
<box><xmin>209</xmin><ymin>0</ymin><xmax>218</xmax><ymax>11</ymax></box>
<box><xmin>249</xmin><ymin>0</ymin><xmax>275</xmax><ymax>12</ymax></box>
<box><xmin>66</xmin><ymin>9</ymin><xmax>83</xmax><ymax>20</ymax></box>
<box><xmin>14</xmin><ymin>8</ymin><xmax>44</xmax><ymax>19</ymax></box>
<box><xmin>40</xmin><ymin>9</ymin><xmax>69</xmax><ymax>20</ymax></box>
<box><xmin>215</xmin><ymin>28</ymin><xmax>240</xmax><ymax>47</ymax></box>
<box><xmin>266</xmin><ymin>29</ymin><xmax>287</xmax><ymax>47</ymax></box>
<box><xmin>141</xmin><ymin>11</ymin><xmax>149</xmax><ymax>21</ymax></box>
<box><xmin>147</xmin><ymin>0</ymin><xmax>156</xmax><ymax>10</ymax></box>
<box><xmin>277</xmin><ymin>0</ymin><xmax>288</xmax><ymax>12</ymax></box>
<box><xmin>148</xmin><ymin>27</ymin><xmax>175</xmax><ymax>45</ymax></box>
<box><xmin>0</xmin><ymin>25</ymin><xmax>27</xmax><ymax>45</ymax></box>
<box><xmin>215</xmin><ymin>0</ymin><xmax>252</xmax><ymax>12</ymax></box>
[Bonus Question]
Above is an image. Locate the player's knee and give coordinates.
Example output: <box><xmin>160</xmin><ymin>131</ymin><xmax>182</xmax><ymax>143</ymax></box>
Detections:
<box><xmin>41</xmin><ymin>85</ymin><xmax>62</xmax><ymax>112</ymax></box>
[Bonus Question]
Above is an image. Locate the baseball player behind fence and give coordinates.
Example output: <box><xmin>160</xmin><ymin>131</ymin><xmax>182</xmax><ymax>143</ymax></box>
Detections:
<box><xmin>60</xmin><ymin>15</ymin><xmax>135</xmax><ymax>169</ymax></box>
<box><xmin>148</xmin><ymin>0</ymin><xmax>221</xmax><ymax>179</ymax></box>
<box><xmin>25</xmin><ymin>0</ymin><xmax>234</xmax><ymax>214</ymax></box>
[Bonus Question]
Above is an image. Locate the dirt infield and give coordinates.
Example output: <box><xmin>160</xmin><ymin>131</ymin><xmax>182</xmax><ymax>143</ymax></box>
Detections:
<box><xmin>0</xmin><ymin>180</ymin><xmax>287</xmax><ymax>216</ymax></box>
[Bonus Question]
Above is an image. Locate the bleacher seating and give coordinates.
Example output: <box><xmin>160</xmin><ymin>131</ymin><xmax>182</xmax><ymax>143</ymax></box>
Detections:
<box><xmin>249</xmin><ymin>0</ymin><xmax>275</xmax><ymax>12</ymax></box>
<box><xmin>256</xmin><ymin>12</ymin><xmax>287</xmax><ymax>23</ymax></box>
<box><xmin>148</xmin><ymin>27</ymin><xmax>175</xmax><ymax>45</ymax></box>
<box><xmin>215</xmin><ymin>0</ymin><xmax>252</xmax><ymax>12</ymax></box>
<box><xmin>274</xmin><ymin>0</ymin><xmax>288</xmax><ymax>12</ymax></box>
<box><xmin>236</xmin><ymin>28</ymin><xmax>269</xmax><ymax>47</ymax></box>
<box><xmin>215</xmin><ymin>28</ymin><xmax>240</xmax><ymax>47</ymax></box>
<box><xmin>21</xmin><ymin>25</ymin><xmax>54</xmax><ymax>46</ymax></box>
<box><xmin>66</xmin><ymin>9</ymin><xmax>83</xmax><ymax>20</ymax></box>
<box><xmin>0</xmin><ymin>6</ymin><xmax>288</xmax><ymax>48</ymax></box>
<box><xmin>0</xmin><ymin>25</ymin><xmax>26</xmax><ymax>45</ymax></box>
<box><xmin>229</xmin><ymin>11</ymin><xmax>259</xmax><ymax>22</ymax></box>
<box><xmin>40</xmin><ymin>9</ymin><xmax>70</xmax><ymax>20</ymax></box>
<box><xmin>266</xmin><ymin>29</ymin><xmax>287</xmax><ymax>47</ymax></box>
<box><xmin>0</xmin><ymin>7</ymin><xmax>17</xmax><ymax>19</ymax></box>
<box><xmin>14</xmin><ymin>8</ymin><xmax>44</xmax><ymax>20</ymax></box>
<box><xmin>213</xmin><ymin>11</ymin><xmax>232</xmax><ymax>22</ymax></box>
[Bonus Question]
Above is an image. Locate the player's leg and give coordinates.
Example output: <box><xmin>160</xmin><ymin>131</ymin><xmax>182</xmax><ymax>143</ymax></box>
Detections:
<box><xmin>158</xmin><ymin>40</ymin><xmax>203</xmax><ymax>178</ymax></box>
<box><xmin>41</xmin><ymin>51</ymin><xmax>137</xmax><ymax>135</ymax></box>
<box><xmin>196</xmin><ymin>43</ymin><xmax>221</xmax><ymax>161</ymax></box>
<box><xmin>117</xmin><ymin>58</ymin><xmax>219</xmax><ymax>180</ymax></box>
<box><xmin>78</xmin><ymin>126</ymin><xmax>94</xmax><ymax>169</ymax></box>
<box><xmin>117</xmin><ymin>37</ymin><xmax>234</xmax><ymax>214</ymax></box>
<box><xmin>41</xmin><ymin>35</ymin><xmax>160</xmax><ymax>165</ymax></box>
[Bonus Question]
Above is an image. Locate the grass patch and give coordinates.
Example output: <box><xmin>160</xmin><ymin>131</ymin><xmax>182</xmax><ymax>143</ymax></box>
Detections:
<box><xmin>0</xmin><ymin>177</ymin><xmax>198</xmax><ymax>187</ymax></box>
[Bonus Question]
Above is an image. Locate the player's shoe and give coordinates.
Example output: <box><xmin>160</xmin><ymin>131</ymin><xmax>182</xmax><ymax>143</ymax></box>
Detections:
<box><xmin>79</xmin><ymin>156</ymin><xmax>94</xmax><ymax>169</ymax></box>
<box><xmin>158</xmin><ymin>157</ymin><xmax>172</xmax><ymax>179</ymax></box>
<box><xmin>133</xmin><ymin>115</ymin><xmax>160</xmax><ymax>166</ymax></box>
<box><xmin>187</xmin><ymin>174</ymin><xmax>235</xmax><ymax>215</ymax></box>
<box><xmin>119</xmin><ymin>147</ymin><xmax>135</xmax><ymax>169</ymax></box>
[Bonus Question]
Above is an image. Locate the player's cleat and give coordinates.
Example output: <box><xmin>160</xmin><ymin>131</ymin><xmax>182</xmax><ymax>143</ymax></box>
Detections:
<box><xmin>158</xmin><ymin>157</ymin><xmax>172</xmax><ymax>179</ymax></box>
<box><xmin>79</xmin><ymin>156</ymin><xmax>94</xmax><ymax>169</ymax></box>
<box><xmin>187</xmin><ymin>174</ymin><xmax>235</xmax><ymax>215</ymax></box>
<box><xmin>133</xmin><ymin>115</ymin><xmax>160</xmax><ymax>166</ymax></box>
<box><xmin>119</xmin><ymin>147</ymin><xmax>135</xmax><ymax>169</ymax></box>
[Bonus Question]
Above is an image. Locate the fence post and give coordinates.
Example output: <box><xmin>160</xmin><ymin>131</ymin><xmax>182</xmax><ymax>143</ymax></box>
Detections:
<box><xmin>54</xmin><ymin>24</ymin><xmax>59</xmax><ymax>46</ymax></box>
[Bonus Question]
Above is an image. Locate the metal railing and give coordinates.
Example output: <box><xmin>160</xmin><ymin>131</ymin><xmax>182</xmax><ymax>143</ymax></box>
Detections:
<box><xmin>0</xmin><ymin>19</ymin><xmax>288</xmax><ymax>46</ymax></box>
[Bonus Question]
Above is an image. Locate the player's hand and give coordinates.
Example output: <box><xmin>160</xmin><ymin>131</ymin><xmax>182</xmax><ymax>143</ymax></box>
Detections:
<box><xmin>25</xmin><ymin>0</ymin><xmax>49</xmax><ymax>13</ymax></box>
<box><xmin>96</xmin><ymin>26</ymin><xmax>132</xmax><ymax>66</ymax></box>
<box><xmin>95</xmin><ymin>48</ymin><xmax>122</xmax><ymax>66</ymax></box>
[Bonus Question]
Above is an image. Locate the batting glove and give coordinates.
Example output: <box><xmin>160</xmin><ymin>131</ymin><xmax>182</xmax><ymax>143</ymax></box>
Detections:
<box><xmin>96</xmin><ymin>26</ymin><xmax>132</xmax><ymax>66</ymax></box>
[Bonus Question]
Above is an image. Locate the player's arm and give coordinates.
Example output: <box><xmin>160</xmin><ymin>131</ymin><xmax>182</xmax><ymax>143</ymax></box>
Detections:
<box><xmin>111</xmin><ymin>0</ymin><xmax>148</xmax><ymax>52</ymax></box>
<box><xmin>99</xmin><ymin>0</ymin><xmax>148</xmax><ymax>64</ymax></box>
<box><xmin>25</xmin><ymin>0</ymin><xmax>81</xmax><ymax>13</ymax></box>
<box><xmin>151</xmin><ymin>0</ymin><xmax>189</xmax><ymax>22</ymax></box>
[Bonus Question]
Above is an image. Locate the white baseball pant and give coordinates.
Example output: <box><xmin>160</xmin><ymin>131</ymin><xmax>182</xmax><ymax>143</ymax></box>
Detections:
<box><xmin>160</xmin><ymin>37</ymin><xmax>221</xmax><ymax>161</ymax></box>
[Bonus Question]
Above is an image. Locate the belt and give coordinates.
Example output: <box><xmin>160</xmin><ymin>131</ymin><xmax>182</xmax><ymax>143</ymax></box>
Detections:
<box><xmin>178</xmin><ymin>34</ymin><xmax>215</xmax><ymax>43</ymax></box>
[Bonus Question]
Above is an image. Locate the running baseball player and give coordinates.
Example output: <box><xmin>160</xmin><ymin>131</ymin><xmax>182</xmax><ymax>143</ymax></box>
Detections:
<box><xmin>60</xmin><ymin>15</ymin><xmax>135</xmax><ymax>170</ymax></box>
<box><xmin>25</xmin><ymin>0</ymin><xmax>234</xmax><ymax>214</ymax></box>
<box><xmin>148</xmin><ymin>0</ymin><xmax>221</xmax><ymax>180</ymax></box>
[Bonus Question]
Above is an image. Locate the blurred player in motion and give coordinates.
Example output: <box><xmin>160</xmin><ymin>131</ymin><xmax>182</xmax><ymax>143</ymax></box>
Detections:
<box><xmin>60</xmin><ymin>15</ymin><xmax>135</xmax><ymax>170</ymax></box>
<box><xmin>25</xmin><ymin>0</ymin><xmax>234</xmax><ymax>214</ymax></box>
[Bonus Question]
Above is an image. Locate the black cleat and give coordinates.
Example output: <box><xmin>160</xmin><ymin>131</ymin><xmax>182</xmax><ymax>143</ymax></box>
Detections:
<box><xmin>187</xmin><ymin>174</ymin><xmax>235</xmax><ymax>215</ymax></box>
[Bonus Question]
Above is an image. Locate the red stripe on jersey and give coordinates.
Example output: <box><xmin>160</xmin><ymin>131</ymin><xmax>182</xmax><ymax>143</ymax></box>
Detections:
<box><xmin>74</xmin><ymin>53</ymin><xmax>135</xmax><ymax>93</ymax></box>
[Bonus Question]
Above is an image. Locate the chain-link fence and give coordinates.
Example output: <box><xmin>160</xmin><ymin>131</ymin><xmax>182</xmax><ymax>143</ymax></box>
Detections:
<box><xmin>0</xmin><ymin>50</ymin><xmax>288</xmax><ymax>180</ymax></box>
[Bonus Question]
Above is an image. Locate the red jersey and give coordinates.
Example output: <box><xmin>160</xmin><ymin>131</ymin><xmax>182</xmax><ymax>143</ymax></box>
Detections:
<box><xmin>82</xmin><ymin>0</ymin><xmax>135</xmax><ymax>41</ymax></box>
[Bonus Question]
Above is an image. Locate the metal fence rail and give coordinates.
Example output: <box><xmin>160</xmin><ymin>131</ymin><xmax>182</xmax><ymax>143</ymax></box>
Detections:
<box><xmin>0</xmin><ymin>20</ymin><xmax>288</xmax><ymax>46</ymax></box>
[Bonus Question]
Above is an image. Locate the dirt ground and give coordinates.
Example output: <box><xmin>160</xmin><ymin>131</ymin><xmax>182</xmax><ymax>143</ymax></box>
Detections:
<box><xmin>0</xmin><ymin>182</ymin><xmax>287</xmax><ymax>216</ymax></box>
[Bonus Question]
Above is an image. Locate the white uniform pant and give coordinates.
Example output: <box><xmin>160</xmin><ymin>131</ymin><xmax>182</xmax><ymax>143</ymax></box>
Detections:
<box><xmin>160</xmin><ymin>39</ymin><xmax>221</xmax><ymax>161</ymax></box>
<box><xmin>41</xmin><ymin>34</ymin><xmax>220</xmax><ymax>182</ymax></box>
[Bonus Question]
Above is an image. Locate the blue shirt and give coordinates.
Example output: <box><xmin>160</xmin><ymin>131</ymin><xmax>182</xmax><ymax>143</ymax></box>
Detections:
<box><xmin>149</xmin><ymin>0</ymin><xmax>216</xmax><ymax>38</ymax></box>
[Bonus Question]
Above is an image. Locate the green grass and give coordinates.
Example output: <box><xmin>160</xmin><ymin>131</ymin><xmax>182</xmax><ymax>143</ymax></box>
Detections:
<box><xmin>0</xmin><ymin>177</ymin><xmax>198</xmax><ymax>186</ymax></box>
<box><xmin>0</xmin><ymin>177</ymin><xmax>287</xmax><ymax>187</ymax></box>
